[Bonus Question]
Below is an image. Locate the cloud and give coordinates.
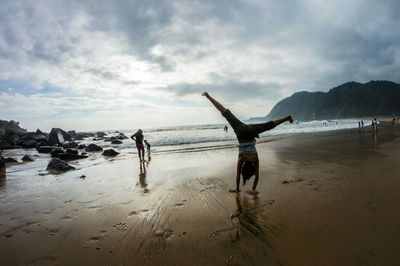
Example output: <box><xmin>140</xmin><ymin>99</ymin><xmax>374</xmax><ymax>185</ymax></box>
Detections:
<box><xmin>0</xmin><ymin>0</ymin><xmax>400</xmax><ymax>129</ymax></box>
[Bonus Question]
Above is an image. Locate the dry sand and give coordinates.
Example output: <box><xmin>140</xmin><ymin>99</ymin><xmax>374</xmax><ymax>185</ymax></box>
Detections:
<box><xmin>1</xmin><ymin>123</ymin><xmax>400</xmax><ymax>265</ymax></box>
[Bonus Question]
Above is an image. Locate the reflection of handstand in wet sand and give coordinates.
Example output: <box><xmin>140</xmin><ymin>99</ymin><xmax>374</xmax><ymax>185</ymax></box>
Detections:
<box><xmin>202</xmin><ymin>92</ymin><xmax>293</xmax><ymax>195</ymax></box>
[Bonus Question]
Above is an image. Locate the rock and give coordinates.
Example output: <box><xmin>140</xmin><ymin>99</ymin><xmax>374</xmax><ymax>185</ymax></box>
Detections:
<box><xmin>67</xmin><ymin>130</ymin><xmax>78</xmax><ymax>140</ymax></box>
<box><xmin>75</xmin><ymin>132</ymin><xmax>95</xmax><ymax>140</ymax></box>
<box><xmin>85</xmin><ymin>144</ymin><xmax>103</xmax><ymax>152</ymax></box>
<box><xmin>48</xmin><ymin>128</ymin><xmax>71</xmax><ymax>146</ymax></box>
<box><xmin>36</xmin><ymin>140</ymin><xmax>50</xmax><ymax>150</ymax></box>
<box><xmin>36</xmin><ymin>129</ymin><xmax>47</xmax><ymax>135</ymax></box>
<box><xmin>17</xmin><ymin>132</ymin><xmax>47</xmax><ymax>143</ymax></box>
<box><xmin>65</xmin><ymin>148</ymin><xmax>79</xmax><ymax>155</ymax></box>
<box><xmin>0</xmin><ymin>155</ymin><xmax>5</xmax><ymax>169</ymax></box>
<box><xmin>21</xmin><ymin>155</ymin><xmax>36</xmax><ymax>161</ymax></box>
<box><xmin>5</xmin><ymin>158</ymin><xmax>18</xmax><ymax>163</ymax></box>
<box><xmin>37</xmin><ymin>146</ymin><xmax>62</xmax><ymax>154</ymax></box>
<box><xmin>46</xmin><ymin>158</ymin><xmax>75</xmax><ymax>172</ymax></box>
<box><xmin>0</xmin><ymin>139</ymin><xmax>14</xmax><ymax>149</ymax></box>
<box><xmin>59</xmin><ymin>153</ymin><xmax>88</xmax><ymax>161</ymax></box>
<box><xmin>0</xmin><ymin>155</ymin><xmax>5</xmax><ymax>178</ymax></box>
<box><xmin>116</xmin><ymin>133</ymin><xmax>128</xmax><ymax>140</ymax></box>
<box><xmin>62</xmin><ymin>141</ymin><xmax>78</xmax><ymax>149</ymax></box>
<box><xmin>51</xmin><ymin>148</ymin><xmax>65</xmax><ymax>158</ymax></box>
<box><xmin>77</xmin><ymin>144</ymin><xmax>86</xmax><ymax>149</ymax></box>
<box><xmin>20</xmin><ymin>139</ymin><xmax>38</xmax><ymax>148</ymax></box>
<box><xmin>96</xmin><ymin>132</ymin><xmax>107</xmax><ymax>138</ymax></box>
<box><xmin>111</xmin><ymin>139</ymin><xmax>122</xmax><ymax>144</ymax></box>
<box><xmin>102</xmin><ymin>149</ymin><xmax>119</xmax><ymax>157</ymax></box>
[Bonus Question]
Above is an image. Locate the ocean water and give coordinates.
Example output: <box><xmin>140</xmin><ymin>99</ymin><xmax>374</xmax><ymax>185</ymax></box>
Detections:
<box><xmin>78</xmin><ymin>119</ymin><xmax>369</xmax><ymax>154</ymax></box>
<box><xmin>2</xmin><ymin>119</ymin><xmax>370</xmax><ymax>178</ymax></box>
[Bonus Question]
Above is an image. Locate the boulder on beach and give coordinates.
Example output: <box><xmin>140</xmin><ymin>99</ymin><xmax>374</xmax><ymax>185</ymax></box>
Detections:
<box><xmin>77</xmin><ymin>144</ymin><xmax>86</xmax><ymax>149</ymax></box>
<box><xmin>0</xmin><ymin>155</ymin><xmax>5</xmax><ymax>169</ymax></box>
<box><xmin>51</xmin><ymin>148</ymin><xmax>65</xmax><ymax>158</ymax></box>
<box><xmin>102</xmin><ymin>149</ymin><xmax>120</xmax><ymax>157</ymax></box>
<box><xmin>95</xmin><ymin>132</ymin><xmax>107</xmax><ymax>138</ymax></box>
<box><xmin>67</xmin><ymin>130</ymin><xmax>78</xmax><ymax>140</ymax></box>
<box><xmin>0</xmin><ymin>139</ymin><xmax>14</xmax><ymax>149</ymax></box>
<box><xmin>36</xmin><ymin>140</ymin><xmax>50</xmax><ymax>149</ymax></box>
<box><xmin>116</xmin><ymin>133</ymin><xmax>128</xmax><ymax>140</ymax></box>
<box><xmin>111</xmin><ymin>139</ymin><xmax>123</xmax><ymax>144</ymax></box>
<box><xmin>37</xmin><ymin>146</ymin><xmax>62</xmax><ymax>154</ymax></box>
<box><xmin>0</xmin><ymin>155</ymin><xmax>5</xmax><ymax>178</ymax></box>
<box><xmin>65</xmin><ymin>148</ymin><xmax>79</xmax><ymax>155</ymax></box>
<box><xmin>48</xmin><ymin>128</ymin><xmax>71</xmax><ymax>146</ymax></box>
<box><xmin>20</xmin><ymin>139</ymin><xmax>38</xmax><ymax>148</ymax></box>
<box><xmin>18</xmin><ymin>132</ymin><xmax>47</xmax><ymax>143</ymax></box>
<box><xmin>47</xmin><ymin>158</ymin><xmax>75</xmax><ymax>172</ymax></box>
<box><xmin>21</xmin><ymin>155</ymin><xmax>36</xmax><ymax>161</ymax></box>
<box><xmin>85</xmin><ymin>144</ymin><xmax>103</xmax><ymax>152</ymax></box>
<box><xmin>62</xmin><ymin>141</ymin><xmax>79</xmax><ymax>149</ymax></box>
<box><xmin>35</xmin><ymin>129</ymin><xmax>48</xmax><ymax>136</ymax></box>
<box><xmin>5</xmin><ymin>157</ymin><xmax>18</xmax><ymax>163</ymax></box>
<box><xmin>59</xmin><ymin>153</ymin><xmax>88</xmax><ymax>161</ymax></box>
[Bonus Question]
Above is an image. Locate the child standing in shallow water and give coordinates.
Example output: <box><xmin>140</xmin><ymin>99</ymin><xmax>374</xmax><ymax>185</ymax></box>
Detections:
<box><xmin>144</xmin><ymin>140</ymin><xmax>151</xmax><ymax>152</ymax></box>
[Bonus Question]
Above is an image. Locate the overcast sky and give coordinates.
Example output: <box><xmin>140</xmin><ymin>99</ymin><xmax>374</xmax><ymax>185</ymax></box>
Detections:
<box><xmin>1</xmin><ymin>0</ymin><xmax>399</xmax><ymax>131</ymax></box>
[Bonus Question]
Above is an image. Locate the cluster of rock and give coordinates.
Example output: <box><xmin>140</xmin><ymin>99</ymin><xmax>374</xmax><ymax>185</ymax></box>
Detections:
<box><xmin>0</xmin><ymin>125</ymin><xmax>123</xmax><ymax>175</ymax></box>
<box><xmin>0</xmin><ymin>153</ymin><xmax>5</xmax><ymax>178</ymax></box>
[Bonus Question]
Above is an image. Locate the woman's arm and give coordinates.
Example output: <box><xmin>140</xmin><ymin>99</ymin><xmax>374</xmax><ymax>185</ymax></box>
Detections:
<box><xmin>202</xmin><ymin>92</ymin><xmax>227</xmax><ymax>113</ymax></box>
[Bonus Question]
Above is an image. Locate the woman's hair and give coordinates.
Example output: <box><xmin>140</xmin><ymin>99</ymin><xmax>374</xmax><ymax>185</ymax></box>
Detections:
<box><xmin>241</xmin><ymin>161</ymin><xmax>255</xmax><ymax>185</ymax></box>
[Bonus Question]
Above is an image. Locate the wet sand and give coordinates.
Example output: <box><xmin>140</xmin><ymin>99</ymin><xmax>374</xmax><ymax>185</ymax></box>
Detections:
<box><xmin>1</xmin><ymin>123</ymin><xmax>400</xmax><ymax>265</ymax></box>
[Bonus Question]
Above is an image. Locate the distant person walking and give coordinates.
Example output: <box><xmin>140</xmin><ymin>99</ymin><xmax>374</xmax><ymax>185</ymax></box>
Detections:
<box><xmin>371</xmin><ymin>118</ymin><xmax>378</xmax><ymax>133</ymax></box>
<box><xmin>224</xmin><ymin>125</ymin><xmax>228</xmax><ymax>132</ymax></box>
<box><xmin>202</xmin><ymin>92</ymin><xmax>293</xmax><ymax>195</ymax></box>
<box><xmin>131</xmin><ymin>129</ymin><xmax>145</xmax><ymax>161</ymax></box>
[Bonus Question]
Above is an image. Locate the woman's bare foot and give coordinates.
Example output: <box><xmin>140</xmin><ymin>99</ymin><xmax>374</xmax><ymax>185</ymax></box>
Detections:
<box><xmin>288</xmin><ymin>115</ymin><xmax>293</xmax><ymax>123</ymax></box>
<box><xmin>229</xmin><ymin>188</ymin><xmax>240</xmax><ymax>193</ymax></box>
<box><xmin>246</xmin><ymin>189</ymin><xmax>259</xmax><ymax>195</ymax></box>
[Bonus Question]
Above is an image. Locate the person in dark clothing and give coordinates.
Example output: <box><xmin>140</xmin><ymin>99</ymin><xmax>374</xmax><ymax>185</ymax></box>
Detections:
<box><xmin>131</xmin><ymin>129</ymin><xmax>145</xmax><ymax>161</ymax></box>
<box><xmin>202</xmin><ymin>92</ymin><xmax>293</xmax><ymax>195</ymax></box>
<box><xmin>144</xmin><ymin>140</ymin><xmax>151</xmax><ymax>152</ymax></box>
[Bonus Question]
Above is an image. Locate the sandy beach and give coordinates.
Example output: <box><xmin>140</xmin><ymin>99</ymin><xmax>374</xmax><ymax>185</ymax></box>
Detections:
<box><xmin>1</xmin><ymin>123</ymin><xmax>400</xmax><ymax>265</ymax></box>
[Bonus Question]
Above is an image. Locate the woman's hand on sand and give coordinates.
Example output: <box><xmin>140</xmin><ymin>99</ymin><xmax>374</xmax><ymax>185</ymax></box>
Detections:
<box><xmin>202</xmin><ymin>92</ymin><xmax>209</xmax><ymax>97</ymax></box>
<box><xmin>229</xmin><ymin>188</ymin><xmax>240</xmax><ymax>193</ymax></box>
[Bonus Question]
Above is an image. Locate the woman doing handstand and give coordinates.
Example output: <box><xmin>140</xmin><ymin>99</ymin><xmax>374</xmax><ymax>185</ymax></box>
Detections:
<box><xmin>202</xmin><ymin>92</ymin><xmax>293</xmax><ymax>195</ymax></box>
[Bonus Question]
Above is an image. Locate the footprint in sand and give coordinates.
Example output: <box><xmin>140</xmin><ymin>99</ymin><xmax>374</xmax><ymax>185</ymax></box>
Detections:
<box><xmin>155</xmin><ymin>228</ymin><xmax>174</xmax><ymax>239</ymax></box>
<box><xmin>128</xmin><ymin>209</ymin><xmax>149</xmax><ymax>216</ymax></box>
<box><xmin>88</xmin><ymin>236</ymin><xmax>100</xmax><ymax>242</ymax></box>
<box><xmin>282</xmin><ymin>178</ymin><xmax>304</xmax><ymax>184</ymax></box>
<box><xmin>47</xmin><ymin>228</ymin><xmax>59</xmax><ymax>235</ymax></box>
<box><xmin>88</xmin><ymin>230</ymin><xmax>107</xmax><ymax>242</ymax></box>
<box><xmin>113</xmin><ymin>222</ymin><xmax>128</xmax><ymax>231</ymax></box>
<box><xmin>173</xmin><ymin>199</ymin><xmax>187</xmax><ymax>207</ymax></box>
<box><xmin>3</xmin><ymin>233</ymin><xmax>12</xmax><ymax>238</ymax></box>
<box><xmin>87</xmin><ymin>205</ymin><xmax>102</xmax><ymax>210</ymax></box>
